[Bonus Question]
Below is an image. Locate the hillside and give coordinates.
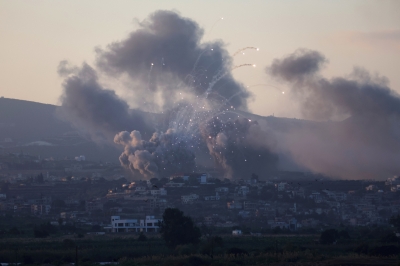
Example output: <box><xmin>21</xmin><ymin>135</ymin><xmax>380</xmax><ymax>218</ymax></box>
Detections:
<box><xmin>0</xmin><ymin>98</ymin><xmax>121</xmax><ymax>162</ymax></box>
<box><xmin>0</xmin><ymin>97</ymin><xmax>312</xmax><ymax>168</ymax></box>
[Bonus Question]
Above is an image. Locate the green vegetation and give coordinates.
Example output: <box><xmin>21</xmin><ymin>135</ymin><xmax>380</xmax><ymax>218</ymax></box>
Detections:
<box><xmin>0</xmin><ymin>230</ymin><xmax>398</xmax><ymax>265</ymax></box>
<box><xmin>159</xmin><ymin>208</ymin><xmax>201</xmax><ymax>248</ymax></box>
<box><xmin>1</xmin><ymin>212</ymin><xmax>400</xmax><ymax>265</ymax></box>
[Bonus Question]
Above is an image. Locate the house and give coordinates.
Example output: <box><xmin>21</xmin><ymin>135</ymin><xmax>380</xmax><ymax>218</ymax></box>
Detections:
<box><xmin>386</xmin><ymin>176</ymin><xmax>400</xmax><ymax>186</ymax></box>
<box><xmin>227</xmin><ymin>201</ymin><xmax>243</xmax><ymax>209</ymax></box>
<box><xmin>86</xmin><ymin>200</ymin><xmax>103</xmax><ymax>212</ymax></box>
<box><xmin>108</xmin><ymin>215</ymin><xmax>161</xmax><ymax>233</ymax></box>
<box><xmin>150</xmin><ymin>188</ymin><xmax>167</xmax><ymax>196</ymax></box>
<box><xmin>232</xmin><ymin>229</ymin><xmax>242</xmax><ymax>235</ymax></box>
<box><xmin>323</xmin><ymin>190</ymin><xmax>347</xmax><ymax>201</ymax></box>
<box><xmin>366</xmin><ymin>185</ymin><xmax>378</xmax><ymax>191</ymax></box>
<box><xmin>204</xmin><ymin>216</ymin><xmax>214</xmax><ymax>226</ymax></box>
<box><xmin>164</xmin><ymin>182</ymin><xmax>184</xmax><ymax>188</ymax></box>
<box><xmin>243</xmin><ymin>201</ymin><xmax>257</xmax><ymax>211</ymax></box>
<box><xmin>277</xmin><ymin>182</ymin><xmax>288</xmax><ymax>192</ymax></box>
<box><xmin>31</xmin><ymin>204</ymin><xmax>51</xmax><ymax>215</ymax></box>
<box><xmin>310</xmin><ymin>192</ymin><xmax>323</xmax><ymax>203</ymax></box>
<box><xmin>237</xmin><ymin>186</ymin><xmax>249</xmax><ymax>196</ymax></box>
<box><xmin>135</xmin><ymin>186</ymin><xmax>147</xmax><ymax>192</ymax></box>
<box><xmin>215</xmin><ymin>187</ymin><xmax>229</xmax><ymax>195</ymax></box>
<box><xmin>204</xmin><ymin>193</ymin><xmax>220</xmax><ymax>201</ymax></box>
<box><xmin>238</xmin><ymin>210</ymin><xmax>250</xmax><ymax>218</ymax></box>
<box><xmin>181</xmin><ymin>194</ymin><xmax>199</xmax><ymax>204</ymax></box>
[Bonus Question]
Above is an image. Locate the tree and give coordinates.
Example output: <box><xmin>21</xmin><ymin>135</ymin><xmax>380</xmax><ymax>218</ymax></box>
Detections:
<box><xmin>159</xmin><ymin>208</ymin><xmax>201</xmax><ymax>248</ymax></box>
<box><xmin>138</xmin><ymin>232</ymin><xmax>147</xmax><ymax>241</ymax></box>
<box><xmin>53</xmin><ymin>199</ymin><xmax>66</xmax><ymax>208</ymax></box>
<box><xmin>389</xmin><ymin>214</ymin><xmax>400</xmax><ymax>231</ymax></box>
<box><xmin>380</xmin><ymin>232</ymin><xmax>399</xmax><ymax>243</ymax></box>
<box><xmin>319</xmin><ymin>229</ymin><xmax>338</xmax><ymax>244</ymax></box>
<box><xmin>9</xmin><ymin>227</ymin><xmax>20</xmax><ymax>235</ymax></box>
<box><xmin>201</xmin><ymin>236</ymin><xmax>223</xmax><ymax>258</ymax></box>
<box><xmin>35</xmin><ymin>173</ymin><xmax>44</xmax><ymax>183</ymax></box>
<box><xmin>187</xmin><ymin>176</ymin><xmax>199</xmax><ymax>185</ymax></box>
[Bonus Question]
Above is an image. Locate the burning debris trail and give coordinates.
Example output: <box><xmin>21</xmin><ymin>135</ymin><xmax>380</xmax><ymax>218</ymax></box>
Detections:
<box><xmin>233</xmin><ymin>47</ymin><xmax>259</xmax><ymax>57</ymax></box>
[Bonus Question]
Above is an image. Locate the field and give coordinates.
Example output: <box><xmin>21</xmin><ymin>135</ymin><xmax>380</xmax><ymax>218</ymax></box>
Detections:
<box><xmin>0</xmin><ymin>233</ymin><xmax>399</xmax><ymax>266</ymax></box>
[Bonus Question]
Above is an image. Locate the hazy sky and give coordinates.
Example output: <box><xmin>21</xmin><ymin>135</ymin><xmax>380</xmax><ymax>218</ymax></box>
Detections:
<box><xmin>1</xmin><ymin>0</ymin><xmax>399</xmax><ymax>118</ymax></box>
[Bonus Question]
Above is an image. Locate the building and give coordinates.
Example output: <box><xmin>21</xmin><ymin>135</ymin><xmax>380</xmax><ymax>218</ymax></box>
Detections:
<box><xmin>215</xmin><ymin>187</ymin><xmax>229</xmax><ymax>195</ymax></box>
<box><xmin>386</xmin><ymin>176</ymin><xmax>400</xmax><ymax>186</ymax></box>
<box><xmin>150</xmin><ymin>188</ymin><xmax>167</xmax><ymax>196</ymax></box>
<box><xmin>109</xmin><ymin>215</ymin><xmax>162</xmax><ymax>233</ymax></box>
<box><xmin>310</xmin><ymin>192</ymin><xmax>323</xmax><ymax>203</ymax></box>
<box><xmin>31</xmin><ymin>204</ymin><xmax>51</xmax><ymax>215</ymax></box>
<box><xmin>277</xmin><ymin>182</ymin><xmax>288</xmax><ymax>192</ymax></box>
<box><xmin>86</xmin><ymin>200</ymin><xmax>103</xmax><ymax>212</ymax></box>
<box><xmin>232</xmin><ymin>229</ymin><xmax>242</xmax><ymax>235</ymax></box>
<box><xmin>237</xmin><ymin>186</ymin><xmax>249</xmax><ymax>196</ymax></box>
<box><xmin>227</xmin><ymin>201</ymin><xmax>243</xmax><ymax>209</ymax></box>
<box><xmin>204</xmin><ymin>193</ymin><xmax>220</xmax><ymax>201</ymax></box>
<box><xmin>366</xmin><ymin>185</ymin><xmax>378</xmax><ymax>191</ymax></box>
<box><xmin>181</xmin><ymin>193</ymin><xmax>199</xmax><ymax>204</ymax></box>
<box><xmin>75</xmin><ymin>155</ymin><xmax>86</xmax><ymax>161</ymax></box>
<box><xmin>164</xmin><ymin>182</ymin><xmax>184</xmax><ymax>188</ymax></box>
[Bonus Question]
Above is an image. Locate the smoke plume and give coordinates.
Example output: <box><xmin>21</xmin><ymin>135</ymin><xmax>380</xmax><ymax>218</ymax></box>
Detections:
<box><xmin>200</xmin><ymin>117</ymin><xmax>278</xmax><ymax>179</ymax></box>
<box><xmin>267</xmin><ymin>49</ymin><xmax>400</xmax><ymax>179</ymax></box>
<box><xmin>58</xmin><ymin>63</ymin><xmax>152</xmax><ymax>140</ymax></box>
<box><xmin>114</xmin><ymin>129</ymin><xmax>196</xmax><ymax>178</ymax></box>
<box><xmin>96</xmin><ymin>10</ymin><xmax>250</xmax><ymax>110</ymax></box>
<box><xmin>57</xmin><ymin>10</ymin><xmax>277</xmax><ymax>179</ymax></box>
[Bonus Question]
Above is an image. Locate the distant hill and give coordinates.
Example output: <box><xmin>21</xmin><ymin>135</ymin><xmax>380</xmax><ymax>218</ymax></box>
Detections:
<box><xmin>0</xmin><ymin>97</ymin><xmax>311</xmax><ymax>168</ymax></box>
<box><xmin>0</xmin><ymin>97</ymin><xmax>121</xmax><ymax>162</ymax></box>
<box><xmin>0</xmin><ymin>97</ymin><xmax>72</xmax><ymax>141</ymax></box>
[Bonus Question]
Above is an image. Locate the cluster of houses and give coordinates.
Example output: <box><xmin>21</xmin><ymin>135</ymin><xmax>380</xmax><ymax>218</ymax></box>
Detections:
<box><xmin>2</xmin><ymin>159</ymin><xmax>400</xmax><ymax>234</ymax></box>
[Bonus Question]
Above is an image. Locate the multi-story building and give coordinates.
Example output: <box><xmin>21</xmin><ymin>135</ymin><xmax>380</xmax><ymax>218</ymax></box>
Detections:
<box><xmin>109</xmin><ymin>215</ymin><xmax>162</xmax><ymax>233</ymax></box>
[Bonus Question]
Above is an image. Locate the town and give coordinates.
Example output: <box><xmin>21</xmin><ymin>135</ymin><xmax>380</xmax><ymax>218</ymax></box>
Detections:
<box><xmin>1</xmin><ymin>151</ymin><xmax>399</xmax><ymax>236</ymax></box>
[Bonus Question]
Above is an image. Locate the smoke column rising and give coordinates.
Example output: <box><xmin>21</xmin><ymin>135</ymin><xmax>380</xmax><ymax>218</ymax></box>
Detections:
<box><xmin>57</xmin><ymin>10</ymin><xmax>279</xmax><ymax>179</ymax></box>
<box><xmin>267</xmin><ymin>49</ymin><xmax>400</xmax><ymax>179</ymax></box>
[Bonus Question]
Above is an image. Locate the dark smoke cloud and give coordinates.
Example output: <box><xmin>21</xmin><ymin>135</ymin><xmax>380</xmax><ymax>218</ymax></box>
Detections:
<box><xmin>58</xmin><ymin>62</ymin><xmax>152</xmax><ymax>139</ymax></box>
<box><xmin>56</xmin><ymin>10</ymin><xmax>276</xmax><ymax>180</ymax></box>
<box><xmin>114</xmin><ymin>129</ymin><xmax>196</xmax><ymax>178</ymax></box>
<box><xmin>96</xmin><ymin>10</ymin><xmax>250</xmax><ymax>110</ymax></box>
<box><xmin>200</xmin><ymin>117</ymin><xmax>278</xmax><ymax>179</ymax></box>
<box><xmin>267</xmin><ymin>49</ymin><xmax>400</xmax><ymax>179</ymax></box>
<box><xmin>267</xmin><ymin>49</ymin><xmax>327</xmax><ymax>83</ymax></box>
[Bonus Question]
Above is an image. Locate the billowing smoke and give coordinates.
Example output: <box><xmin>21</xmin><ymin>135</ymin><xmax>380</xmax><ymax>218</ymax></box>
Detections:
<box><xmin>56</xmin><ymin>10</ymin><xmax>275</xmax><ymax>180</ymax></box>
<box><xmin>114</xmin><ymin>129</ymin><xmax>196</xmax><ymax>178</ymax></box>
<box><xmin>96</xmin><ymin>10</ymin><xmax>250</xmax><ymax>110</ymax></box>
<box><xmin>58</xmin><ymin>63</ymin><xmax>152</xmax><ymax>140</ymax></box>
<box><xmin>267</xmin><ymin>49</ymin><xmax>400</xmax><ymax>179</ymax></box>
<box><xmin>268</xmin><ymin>49</ymin><xmax>327</xmax><ymax>83</ymax></box>
<box><xmin>200</xmin><ymin>117</ymin><xmax>278</xmax><ymax>179</ymax></box>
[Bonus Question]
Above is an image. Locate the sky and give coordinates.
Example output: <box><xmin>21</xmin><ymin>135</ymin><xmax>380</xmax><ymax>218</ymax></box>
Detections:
<box><xmin>1</xmin><ymin>0</ymin><xmax>399</xmax><ymax>119</ymax></box>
